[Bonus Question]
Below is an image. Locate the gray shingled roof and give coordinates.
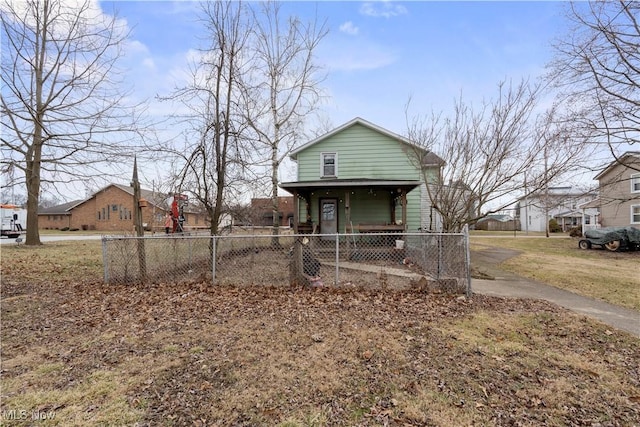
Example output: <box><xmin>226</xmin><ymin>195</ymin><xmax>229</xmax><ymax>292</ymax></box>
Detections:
<box><xmin>38</xmin><ymin>200</ymin><xmax>84</xmax><ymax>215</ymax></box>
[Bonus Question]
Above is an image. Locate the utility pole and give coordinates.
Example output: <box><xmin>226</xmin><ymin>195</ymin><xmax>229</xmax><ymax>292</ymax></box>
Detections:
<box><xmin>131</xmin><ymin>156</ymin><xmax>147</xmax><ymax>280</ymax></box>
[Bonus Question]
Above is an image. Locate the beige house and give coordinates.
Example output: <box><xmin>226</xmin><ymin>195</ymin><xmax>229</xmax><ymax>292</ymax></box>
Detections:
<box><xmin>38</xmin><ymin>184</ymin><xmax>207</xmax><ymax>232</ymax></box>
<box><xmin>593</xmin><ymin>152</ymin><xmax>640</xmax><ymax>228</ymax></box>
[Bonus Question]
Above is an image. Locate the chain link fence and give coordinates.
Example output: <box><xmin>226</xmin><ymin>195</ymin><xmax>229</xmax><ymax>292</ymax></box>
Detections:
<box><xmin>102</xmin><ymin>231</ymin><xmax>471</xmax><ymax>295</ymax></box>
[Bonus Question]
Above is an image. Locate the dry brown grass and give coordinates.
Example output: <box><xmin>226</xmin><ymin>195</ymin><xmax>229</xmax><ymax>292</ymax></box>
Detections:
<box><xmin>1</xmin><ymin>239</ymin><xmax>639</xmax><ymax>426</ymax></box>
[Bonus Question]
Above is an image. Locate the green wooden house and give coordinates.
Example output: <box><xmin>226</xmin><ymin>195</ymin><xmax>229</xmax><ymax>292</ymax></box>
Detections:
<box><xmin>280</xmin><ymin>117</ymin><xmax>443</xmax><ymax>235</ymax></box>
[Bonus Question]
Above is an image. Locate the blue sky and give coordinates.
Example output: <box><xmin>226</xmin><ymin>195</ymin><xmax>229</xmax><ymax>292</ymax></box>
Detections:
<box><xmin>90</xmin><ymin>0</ymin><xmax>573</xmax><ymax>199</ymax></box>
<box><xmin>103</xmin><ymin>0</ymin><xmax>566</xmax><ymax>133</ymax></box>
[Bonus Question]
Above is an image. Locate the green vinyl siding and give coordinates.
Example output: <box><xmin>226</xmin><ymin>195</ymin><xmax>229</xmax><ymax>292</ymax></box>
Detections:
<box><xmin>297</xmin><ymin>123</ymin><xmax>421</xmax><ymax>181</ymax></box>
<box><xmin>406</xmin><ymin>187</ymin><xmax>421</xmax><ymax>231</ymax></box>
<box><xmin>291</xmin><ymin>120</ymin><xmax>439</xmax><ymax>232</ymax></box>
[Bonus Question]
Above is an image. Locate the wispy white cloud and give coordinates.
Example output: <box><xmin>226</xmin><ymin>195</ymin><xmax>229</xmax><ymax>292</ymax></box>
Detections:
<box><xmin>359</xmin><ymin>1</ymin><xmax>408</xmax><ymax>18</ymax></box>
<box><xmin>142</xmin><ymin>57</ymin><xmax>155</xmax><ymax>70</ymax></box>
<box><xmin>319</xmin><ymin>39</ymin><xmax>397</xmax><ymax>71</ymax></box>
<box><xmin>339</xmin><ymin>21</ymin><xmax>359</xmax><ymax>35</ymax></box>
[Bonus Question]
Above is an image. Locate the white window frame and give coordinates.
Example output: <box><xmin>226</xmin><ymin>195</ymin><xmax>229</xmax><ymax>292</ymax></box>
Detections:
<box><xmin>321</xmin><ymin>152</ymin><xmax>337</xmax><ymax>178</ymax></box>
<box><xmin>631</xmin><ymin>173</ymin><xmax>640</xmax><ymax>193</ymax></box>
<box><xmin>631</xmin><ymin>205</ymin><xmax>640</xmax><ymax>224</ymax></box>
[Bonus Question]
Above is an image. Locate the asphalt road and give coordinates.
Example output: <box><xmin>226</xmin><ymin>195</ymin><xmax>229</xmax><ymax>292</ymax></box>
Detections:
<box><xmin>0</xmin><ymin>234</ymin><xmax>103</xmax><ymax>245</ymax></box>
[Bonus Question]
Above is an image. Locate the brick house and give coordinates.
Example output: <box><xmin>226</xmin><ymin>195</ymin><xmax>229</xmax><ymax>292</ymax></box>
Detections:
<box><xmin>249</xmin><ymin>196</ymin><xmax>295</xmax><ymax>227</ymax></box>
<box><xmin>38</xmin><ymin>184</ymin><xmax>207</xmax><ymax>232</ymax></box>
<box><xmin>38</xmin><ymin>200</ymin><xmax>84</xmax><ymax>230</ymax></box>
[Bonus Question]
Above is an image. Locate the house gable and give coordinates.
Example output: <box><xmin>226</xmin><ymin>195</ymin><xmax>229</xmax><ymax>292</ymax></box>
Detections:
<box><xmin>293</xmin><ymin>118</ymin><xmax>438</xmax><ymax>182</ymax></box>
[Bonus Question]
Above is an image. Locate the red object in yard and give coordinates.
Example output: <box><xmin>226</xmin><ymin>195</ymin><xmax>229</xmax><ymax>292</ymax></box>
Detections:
<box><xmin>171</xmin><ymin>193</ymin><xmax>188</xmax><ymax>233</ymax></box>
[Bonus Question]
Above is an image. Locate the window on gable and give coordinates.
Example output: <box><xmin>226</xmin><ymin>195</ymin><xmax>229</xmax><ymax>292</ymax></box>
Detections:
<box><xmin>632</xmin><ymin>205</ymin><xmax>640</xmax><ymax>224</ymax></box>
<box><xmin>321</xmin><ymin>153</ymin><xmax>336</xmax><ymax>177</ymax></box>
<box><xmin>631</xmin><ymin>174</ymin><xmax>640</xmax><ymax>193</ymax></box>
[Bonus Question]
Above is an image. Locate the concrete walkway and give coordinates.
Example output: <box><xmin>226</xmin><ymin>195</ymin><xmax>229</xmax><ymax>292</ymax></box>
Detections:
<box><xmin>472</xmin><ymin>266</ymin><xmax>640</xmax><ymax>338</ymax></box>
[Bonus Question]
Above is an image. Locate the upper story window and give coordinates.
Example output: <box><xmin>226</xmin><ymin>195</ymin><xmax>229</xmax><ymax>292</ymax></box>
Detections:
<box><xmin>632</xmin><ymin>205</ymin><xmax>640</xmax><ymax>224</ymax></box>
<box><xmin>631</xmin><ymin>173</ymin><xmax>640</xmax><ymax>193</ymax></box>
<box><xmin>321</xmin><ymin>152</ymin><xmax>337</xmax><ymax>178</ymax></box>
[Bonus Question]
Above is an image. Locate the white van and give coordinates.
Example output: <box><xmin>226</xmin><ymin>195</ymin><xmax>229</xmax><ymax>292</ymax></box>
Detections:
<box><xmin>1</xmin><ymin>204</ymin><xmax>26</xmax><ymax>238</ymax></box>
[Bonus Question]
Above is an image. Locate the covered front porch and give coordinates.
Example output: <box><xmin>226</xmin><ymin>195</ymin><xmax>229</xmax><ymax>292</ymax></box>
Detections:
<box><xmin>279</xmin><ymin>178</ymin><xmax>422</xmax><ymax>235</ymax></box>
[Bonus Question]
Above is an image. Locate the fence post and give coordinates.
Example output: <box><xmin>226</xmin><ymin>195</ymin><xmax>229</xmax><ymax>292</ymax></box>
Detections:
<box><xmin>437</xmin><ymin>234</ymin><xmax>443</xmax><ymax>280</ymax></box>
<box><xmin>102</xmin><ymin>237</ymin><xmax>109</xmax><ymax>283</ymax></box>
<box><xmin>211</xmin><ymin>236</ymin><xmax>217</xmax><ymax>285</ymax></box>
<box><xmin>335</xmin><ymin>233</ymin><xmax>340</xmax><ymax>285</ymax></box>
<box><xmin>463</xmin><ymin>225</ymin><xmax>472</xmax><ymax>298</ymax></box>
<box><xmin>421</xmin><ymin>233</ymin><xmax>427</xmax><ymax>274</ymax></box>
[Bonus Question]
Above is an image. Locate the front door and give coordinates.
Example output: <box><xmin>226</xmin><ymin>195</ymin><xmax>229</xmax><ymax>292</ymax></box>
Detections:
<box><xmin>320</xmin><ymin>198</ymin><xmax>338</xmax><ymax>239</ymax></box>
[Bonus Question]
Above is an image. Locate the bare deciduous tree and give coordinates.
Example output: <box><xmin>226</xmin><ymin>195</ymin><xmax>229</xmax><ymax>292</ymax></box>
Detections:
<box><xmin>406</xmin><ymin>80</ymin><xmax>587</xmax><ymax>232</ymax></box>
<box><xmin>547</xmin><ymin>0</ymin><xmax>640</xmax><ymax>166</ymax></box>
<box><xmin>244</xmin><ymin>1</ymin><xmax>327</xmax><ymax>243</ymax></box>
<box><xmin>165</xmin><ymin>1</ymin><xmax>253</xmax><ymax>236</ymax></box>
<box><xmin>1</xmin><ymin>0</ymin><xmax>145</xmax><ymax>245</ymax></box>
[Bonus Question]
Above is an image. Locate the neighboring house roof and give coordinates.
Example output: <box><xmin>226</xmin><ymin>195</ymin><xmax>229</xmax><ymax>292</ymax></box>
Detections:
<box><xmin>579</xmin><ymin>198</ymin><xmax>601</xmax><ymax>209</ymax></box>
<box><xmin>518</xmin><ymin>187</ymin><xmax>597</xmax><ymax>201</ymax></box>
<box><xmin>477</xmin><ymin>214</ymin><xmax>513</xmax><ymax>223</ymax></box>
<box><xmin>38</xmin><ymin>200</ymin><xmax>84</xmax><ymax>215</ymax></box>
<box><xmin>594</xmin><ymin>151</ymin><xmax>640</xmax><ymax>180</ymax></box>
<box><xmin>555</xmin><ymin>209</ymin><xmax>583</xmax><ymax>218</ymax></box>
<box><xmin>289</xmin><ymin>117</ymin><xmax>444</xmax><ymax>166</ymax></box>
<box><xmin>111</xmin><ymin>184</ymin><xmax>168</xmax><ymax>206</ymax></box>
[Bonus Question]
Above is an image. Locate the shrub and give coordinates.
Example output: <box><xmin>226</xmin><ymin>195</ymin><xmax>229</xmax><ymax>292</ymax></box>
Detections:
<box><xmin>569</xmin><ymin>226</ymin><xmax>582</xmax><ymax>237</ymax></box>
<box><xmin>548</xmin><ymin>219</ymin><xmax>562</xmax><ymax>233</ymax></box>
<box><xmin>69</xmin><ymin>228</ymin><xmax>80</xmax><ymax>232</ymax></box>
<box><xmin>60</xmin><ymin>227</ymin><xmax>69</xmax><ymax>231</ymax></box>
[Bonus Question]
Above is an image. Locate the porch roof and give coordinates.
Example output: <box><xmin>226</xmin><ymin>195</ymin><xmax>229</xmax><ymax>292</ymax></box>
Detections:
<box><xmin>280</xmin><ymin>178</ymin><xmax>422</xmax><ymax>196</ymax></box>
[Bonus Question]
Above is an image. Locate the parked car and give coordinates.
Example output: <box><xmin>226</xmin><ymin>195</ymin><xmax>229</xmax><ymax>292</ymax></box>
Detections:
<box><xmin>578</xmin><ymin>226</ymin><xmax>640</xmax><ymax>252</ymax></box>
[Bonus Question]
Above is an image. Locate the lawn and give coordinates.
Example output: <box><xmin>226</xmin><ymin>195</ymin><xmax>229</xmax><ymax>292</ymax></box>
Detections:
<box><xmin>470</xmin><ymin>233</ymin><xmax>640</xmax><ymax>310</ymax></box>
<box><xmin>1</xmin><ymin>241</ymin><xmax>639</xmax><ymax>426</ymax></box>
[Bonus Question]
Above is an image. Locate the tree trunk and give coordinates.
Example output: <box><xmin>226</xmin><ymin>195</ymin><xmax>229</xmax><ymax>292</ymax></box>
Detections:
<box><xmin>25</xmin><ymin>124</ymin><xmax>43</xmax><ymax>246</ymax></box>
<box><xmin>271</xmin><ymin>143</ymin><xmax>280</xmax><ymax>247</ymax></box>
<box><xmin>25</xmin><ymin>161</ymin><xmax>42</xmax><ymax>245</ymax></box>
